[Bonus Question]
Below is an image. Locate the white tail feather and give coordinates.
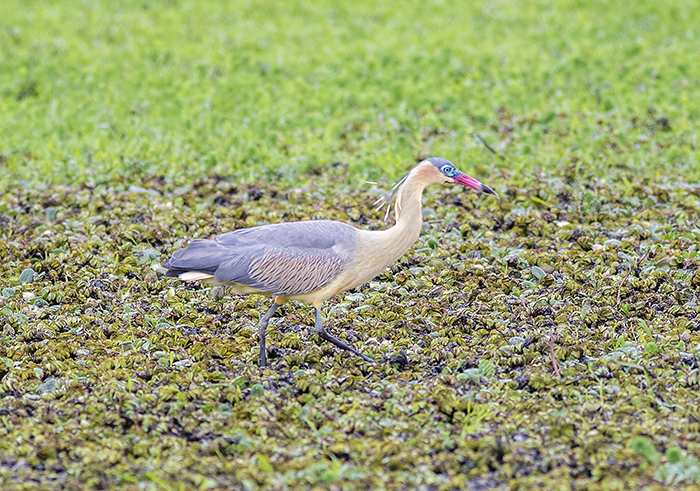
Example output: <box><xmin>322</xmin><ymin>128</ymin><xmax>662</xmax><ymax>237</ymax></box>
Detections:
<box><xmin>179</xmin><ymin>272</ymin><xmax>214</xmax><ymax>282</ymax></box>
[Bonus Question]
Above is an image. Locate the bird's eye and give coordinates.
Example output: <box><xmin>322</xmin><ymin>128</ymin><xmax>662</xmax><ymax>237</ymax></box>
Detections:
<box><xmin>441</xmin><ymin>165</ymin><xmax>457</xmax><ymax>177</ymax></box>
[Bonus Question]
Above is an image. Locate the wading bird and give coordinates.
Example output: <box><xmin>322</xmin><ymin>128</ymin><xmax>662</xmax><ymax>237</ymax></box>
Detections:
<box><xmin>163</xmin><ymin>157</ymin><xmax>496</xmax><ymax>366</ymax></box>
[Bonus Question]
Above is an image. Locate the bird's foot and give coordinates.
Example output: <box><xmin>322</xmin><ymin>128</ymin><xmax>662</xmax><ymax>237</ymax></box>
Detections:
<box><xmin>317</xmin><ymin>329</ymin><xmax>375</xmax><ymax>363</ymax></box>
<box><xmin>314</xmin><ymin>308</ymin><xmax>375</xmax><ymax>363</ymax></box>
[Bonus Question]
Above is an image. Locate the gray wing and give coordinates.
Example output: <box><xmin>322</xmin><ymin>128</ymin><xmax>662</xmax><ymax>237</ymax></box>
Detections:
<box><xmin>164</xmin><ymin>220</ymin><xmax>358</xmax><ymax>296</ymax></box>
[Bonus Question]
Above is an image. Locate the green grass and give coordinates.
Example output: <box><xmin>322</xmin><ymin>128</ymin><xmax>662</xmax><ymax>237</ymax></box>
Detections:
<box><xmin>1</xmin><ymin>0</ymin><xmax>699</xmax><ymax>185</ymax></box>
<box><xmin>2</xmin><ymin>0</ymin><xmax>700</xmax><ymax>489</ymax></box>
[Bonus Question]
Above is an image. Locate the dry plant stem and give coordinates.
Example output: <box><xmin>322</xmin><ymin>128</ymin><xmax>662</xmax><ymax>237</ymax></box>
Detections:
<box><xmin>476</xmin><ymin>133</ymin><xmax>507</xmax><ymax>162</ymax></box>
<box><xmin>549</xmin><ymin>330</ymin><xmax>561</xmax><ymax>379</ymax></box>
<box><xmin>616</xmin><ymin>250</ymin><xmax>651</xmax><ymax>306</ymax></box>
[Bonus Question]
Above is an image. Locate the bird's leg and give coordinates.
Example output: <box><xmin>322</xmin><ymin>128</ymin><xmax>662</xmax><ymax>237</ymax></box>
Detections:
<box><xmin>258</xmin><ymin>302</ymin><xmax>280</xmax><ymax>367</ymax></box>
<box><xmin>314</xmin><ymin>308</ymin><xmax>375</xmax><ymax>363</ymax></box>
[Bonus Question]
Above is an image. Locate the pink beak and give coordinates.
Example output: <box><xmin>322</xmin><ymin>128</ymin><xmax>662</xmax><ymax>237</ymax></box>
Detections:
<box><xmin>454</xmin><ymin>173</ymin><xmax>497</xmax><ymax>196</ymax></box>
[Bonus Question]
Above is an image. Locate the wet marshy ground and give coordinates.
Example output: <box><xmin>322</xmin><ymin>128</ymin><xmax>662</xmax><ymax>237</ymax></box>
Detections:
<box><xmin>1</xmin><ymin>169</ymin><xmax>699</xmax><ymax>490</ymax></box>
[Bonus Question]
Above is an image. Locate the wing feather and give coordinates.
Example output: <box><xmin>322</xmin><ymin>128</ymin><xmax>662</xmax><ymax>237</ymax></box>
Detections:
<box><xmin>243</xmin><ymin>247</ymin><xmax>346</xmax><ymax>295</ymax></box>
<box><xmin>164</xmin><ymin>220</ymin><xmax>358</xmax><ymax>297</ymax></box>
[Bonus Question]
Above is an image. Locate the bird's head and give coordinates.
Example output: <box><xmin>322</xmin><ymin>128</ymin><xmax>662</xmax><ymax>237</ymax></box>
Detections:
<box><xmin>420</xmin><ymin>157</ymin><xmax>497</xmax><ymax>196</ymax></box>
<box><xmin>375</xmin><ymin>156</ymin><xmax>497</xmax><ymax>221</ymax></box>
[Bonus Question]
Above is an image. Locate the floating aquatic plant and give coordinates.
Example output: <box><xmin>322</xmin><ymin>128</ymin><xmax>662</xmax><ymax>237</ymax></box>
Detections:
<box><xmin>0</xmin><ymin>169</ymin><xmax>698</xmax><ymax>489</ymax></box>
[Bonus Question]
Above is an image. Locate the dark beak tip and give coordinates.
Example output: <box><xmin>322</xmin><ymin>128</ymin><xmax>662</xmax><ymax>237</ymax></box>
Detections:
<box><xmin>481</xmin><ymin>184</ymin><xmax>498</xmax><ymax>197</ymax></box>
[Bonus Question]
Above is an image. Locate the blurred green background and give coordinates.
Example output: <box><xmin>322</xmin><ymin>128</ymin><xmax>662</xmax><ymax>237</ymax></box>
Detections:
<box><xmin>1</xmin><ymin>0</ymin><xmax>698</xmax><ymax>185</ymax></box>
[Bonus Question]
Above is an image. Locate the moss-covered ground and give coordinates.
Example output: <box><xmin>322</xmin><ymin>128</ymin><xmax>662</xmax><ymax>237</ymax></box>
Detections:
<box><xmin>2</xmin><ymin>167</ymin><xmax>699</xmax><ymax>490</ymax></box>
<box><xmin>2</xmin><ymin>0</ymin><xmax>700</xmax><ymax>489</ymax></box>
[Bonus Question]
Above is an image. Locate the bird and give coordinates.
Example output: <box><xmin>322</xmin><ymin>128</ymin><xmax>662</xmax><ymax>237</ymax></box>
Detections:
<box><xmin>163</xmin><ymin>157</ymin><xmax>496</xmax><ymax>367</ymax></box>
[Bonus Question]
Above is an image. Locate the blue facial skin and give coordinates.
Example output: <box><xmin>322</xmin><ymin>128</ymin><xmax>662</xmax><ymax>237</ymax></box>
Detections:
<box><xmin>425</xmin><ymin>157</ymin><xmax>458</xmax><ymax>177</ymax></box>
<box><xmin>440</xmin><ymin>164</ymin><xmax>459</xmax><ymax>177</ymax></box>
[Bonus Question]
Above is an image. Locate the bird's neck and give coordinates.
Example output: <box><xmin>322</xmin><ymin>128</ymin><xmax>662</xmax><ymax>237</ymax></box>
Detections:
<box><xmin>338</xmin><ymin>168</ymin><xmax>435</xmax><ymax>292</ymax></box>
<box><xmin>357</xmin><ymin>171</ymin><xmax>428</xmax><ymax>267</ymax></box>
<box><xmin>388</xmin><ymin>172</ymin><xmax>428</xmax><ymax>246</ymax></box>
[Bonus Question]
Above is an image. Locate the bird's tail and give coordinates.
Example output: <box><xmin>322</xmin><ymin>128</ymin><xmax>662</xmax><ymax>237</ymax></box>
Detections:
<box><xmin>163</xmin><ymin>239</ymin><xmax>228</xmax><ymax>278</ymax></box>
